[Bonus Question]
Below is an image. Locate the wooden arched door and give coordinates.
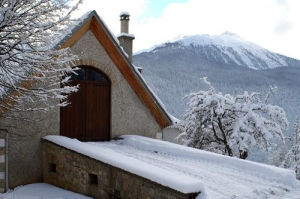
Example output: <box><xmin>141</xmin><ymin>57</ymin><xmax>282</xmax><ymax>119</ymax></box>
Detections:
<box><xmin>60</xmin><ymin>66</ymin><xmax>111</xmax><ymax>141</ymax></box>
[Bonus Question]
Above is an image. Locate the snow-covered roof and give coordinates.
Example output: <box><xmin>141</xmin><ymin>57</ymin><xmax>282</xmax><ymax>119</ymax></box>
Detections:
<box><xmin>166</xmin><ymin>124</ymin><xmax>184</xmax><ymax>132</ymax></box>
<box><xmin>43</xmin><ymin>135</ymin><xmax>203</xmax><ymax>194</ymax></box>
<box><xmin>44</xmin><ymin>135</ymin><xmax>300</xmax><ymax>199</ymax></box>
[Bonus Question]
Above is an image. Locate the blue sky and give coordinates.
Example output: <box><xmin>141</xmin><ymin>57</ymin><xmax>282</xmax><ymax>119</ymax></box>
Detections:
<box><xmin>140</xmin><ymin>0</ymin><xmax>187</xmax><ymax>19</ymax></box>
<box><xmin>78</xmin><ymin>0</ymin><xmax>300</xmax><ymax>59</ymax></box>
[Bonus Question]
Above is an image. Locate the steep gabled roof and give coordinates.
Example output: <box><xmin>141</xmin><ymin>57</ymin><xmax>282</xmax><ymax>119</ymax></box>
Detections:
<box><xmin>57</xmin><ymin>10</ymin><xmax>172</xmax><ymax>128</ymax></box>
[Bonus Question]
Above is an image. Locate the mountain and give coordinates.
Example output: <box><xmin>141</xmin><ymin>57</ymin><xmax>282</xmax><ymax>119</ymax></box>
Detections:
<box><xmin>133</xmin><ymin>32</ymin><xmax>300</xmax><ymax>140</ymax></box>
<box><xmin>136</xmin><ymin>31</ymin><xmax>300</xmax><ymax>70</ymax></box>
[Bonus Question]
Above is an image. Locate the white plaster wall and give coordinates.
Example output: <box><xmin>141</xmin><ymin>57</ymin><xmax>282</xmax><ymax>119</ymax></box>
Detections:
<box><xmin>162</xmin><ymin>128</ymin><xmax>184</xmax><ymax>145</ymax></box>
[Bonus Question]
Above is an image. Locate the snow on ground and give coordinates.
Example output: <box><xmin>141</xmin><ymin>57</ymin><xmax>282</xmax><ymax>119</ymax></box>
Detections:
<box><xmin>44</xmin><ymin>135</ymin><xmax>300</xmax><ymax>199</ymax></box>
<box><xmin>0</xmin><ymin>183</ymin><xmax>92</xmax><ymax>199</ymax></box>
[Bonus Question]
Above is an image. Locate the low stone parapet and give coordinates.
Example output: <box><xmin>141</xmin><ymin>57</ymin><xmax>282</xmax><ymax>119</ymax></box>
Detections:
<box><xmin>42</xmin><ymin>137</ymin><xmax>201</xmax><ymax>199</ymax></box>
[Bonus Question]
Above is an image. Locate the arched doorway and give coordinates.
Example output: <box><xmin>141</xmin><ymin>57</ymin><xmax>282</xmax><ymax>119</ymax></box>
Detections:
<box><xmin>60</xmin><ymin>66</ymin><xmax>111</xmax><ymax>141</ymax></box>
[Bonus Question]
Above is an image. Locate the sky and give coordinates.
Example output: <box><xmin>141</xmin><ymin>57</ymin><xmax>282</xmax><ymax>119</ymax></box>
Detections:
<box><xmin>75</xmin><ymin>0</ymin><xmax>300</xmax><ymax>60</ymax></box>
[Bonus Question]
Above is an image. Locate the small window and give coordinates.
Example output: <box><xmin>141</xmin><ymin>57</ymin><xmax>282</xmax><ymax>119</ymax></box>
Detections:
<box><xmin>87</xmin><ymin>69</ymin><xmax>95</xmax><ymax>81</ymax></box>
<box><xmin>48</xmin><ymin>163</ymin><xmax>56</xmax><ymax>173</ymax></box>
<box><xmin>95</xmin><ymin>73</ymin><xmax>108</xmax><ymax>83</ymax></box>
<box><xmin>87</xmin><ymin>69</ymin><xmax>108</xmax><ymax>84</ymax></box>
<box><xmin>88</xmin><ymin>173</ymin><xmax>98</xmax><ymax>186</ymax></box>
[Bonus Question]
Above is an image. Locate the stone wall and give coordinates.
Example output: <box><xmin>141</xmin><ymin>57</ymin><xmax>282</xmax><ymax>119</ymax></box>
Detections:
<box><xmin>0</xmin><ymin>97</ymin><xmax>59</xmax><ymax>188</ymax></box>
<box><xmin>43</xmin><ymin>140</ymin><xmax>199</xmax><ymax>199</ymax></box>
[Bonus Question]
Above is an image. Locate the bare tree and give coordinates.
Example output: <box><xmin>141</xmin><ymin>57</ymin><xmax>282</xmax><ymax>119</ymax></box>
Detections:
<box><xmin>177</xmin><ymin>77</ymin><xmax>288</xmax><ymax>159</ymax></box>
<box><xmin>0</xmin><ymin>0</ymin><xmax>82</xmax><ymax>119</ymax></box>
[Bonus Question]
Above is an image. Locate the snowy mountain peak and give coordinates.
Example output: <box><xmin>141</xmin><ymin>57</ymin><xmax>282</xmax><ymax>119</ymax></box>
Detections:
<box><xmin>171</xmin><ymin>32</ymin><xmax>252</xmax><ymax>48</ymax></box>
<box><xmin>169</xmin><ymin>34</ymin><xmax>189</xmax><ymax>42</ymax></box>
<box><xmin>137</xmin><ymin>32</ymin><xmax>300</xmax><ymax>70</ymax></box>
<box><xmin>221</xmin><ymin>31</ymin><xmax>241</xmax><ymax>38</ymax></box>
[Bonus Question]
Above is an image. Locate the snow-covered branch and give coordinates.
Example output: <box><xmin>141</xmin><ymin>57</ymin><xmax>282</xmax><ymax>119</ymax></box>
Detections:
<box><xmin>179</xmin><ymin>78</ymin><xmax>288</xmax><ymax>159</ymax></box>
<box><xmin>280</xmin><ymin>117</ymin><xmax>300</xmax><ymax>180</ymax></box>
<box><xmin>0</xmin><ymin>0</ymin><xmax>82</xmax><ymax>119</ymax></box>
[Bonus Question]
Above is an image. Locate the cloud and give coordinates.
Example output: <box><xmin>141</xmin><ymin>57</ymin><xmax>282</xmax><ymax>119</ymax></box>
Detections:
<box><xmin>274</xmin><ymin>19</ymin><xmax>293</xmax><ymax>35</ymax></box>
<box><xmin>132</xmin><ymin>0</ymin><xmax>300</xmax><ymax>59</ymax></box>
<box><xmin>133</xmin><ymin>0</ymin><xmax>276</xmax><ymax>51</ymax></box>
<box><xmin>75</xmin><ymin>0</ymin><xmax>148</xmax><ymax>33</ymax></box>
<box><xmin>75</xmin><ymin>0</ymin><xmax>300</xmax><ymax>59</ymax></box>
<box><xmin>276</xmin><ymin>0</ymin><xmax>288</xmax><ymax>6</ymax></box>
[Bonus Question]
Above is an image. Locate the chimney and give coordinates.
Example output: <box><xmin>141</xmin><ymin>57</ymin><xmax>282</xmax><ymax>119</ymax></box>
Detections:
<box><xmin>117</xmin><ymin>12</ymin><xmax>135</xmax><ymax>62</ymax></box>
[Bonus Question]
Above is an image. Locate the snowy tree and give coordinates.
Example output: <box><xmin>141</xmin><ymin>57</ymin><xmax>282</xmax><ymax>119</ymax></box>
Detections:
<box><xmin>268</xmin><ymin>135</ymin><xmax>292</xmax><ymax>167</ymax></box>
<box><xmin>177</xmin><ymin>77</ymin><xmax>288</xmax><ymax>159</ymax></box>
<box><xmin>282</xmin><ymin>117</ymin><xmax>300</xmax><ymax>179</ymax></box>
<box><xmin>0</xmin><ymin>0</ymin><xmax>82</xmax><ymax>119</ymax></box>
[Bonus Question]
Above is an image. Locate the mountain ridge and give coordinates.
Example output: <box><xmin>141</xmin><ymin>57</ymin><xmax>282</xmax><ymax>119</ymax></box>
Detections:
<box><xmin>135</xmin><ymin>32</ymin><xmax>300</xmax><ymax>70</ymax></box>
<box><xmin>133</xmin><ymin>32</ymin><xmax>300</xmax><ymax>135</ymax></box>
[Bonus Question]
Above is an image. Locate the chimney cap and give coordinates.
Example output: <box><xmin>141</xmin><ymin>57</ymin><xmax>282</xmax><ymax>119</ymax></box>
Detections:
<box><xmin>120</xmin><ymin>12</ymin><xmax>130</xmax><ymax>17</ymax></box>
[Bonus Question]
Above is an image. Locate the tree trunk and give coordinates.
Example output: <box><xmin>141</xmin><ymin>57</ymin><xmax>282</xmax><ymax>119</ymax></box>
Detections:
<box><xmin>226</xmin><ymin>145</ymin><xmax>233</xmax><ymax>157</ymax></box>
<box><xmin>239</xmin><ymin>150</ymin><xmax>248</xmax><ymax>159</ymax></box>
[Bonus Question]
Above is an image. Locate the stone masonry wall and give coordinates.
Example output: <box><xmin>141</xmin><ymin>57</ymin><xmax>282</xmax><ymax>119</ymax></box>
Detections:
<box><xmin>43</xmin><ymin>140</ymin><xmax>199</xmax><ymax>199</ymax></box>
<box><xmin>71</xmin><ymin>30</ymin><xmax>162</xmax><ymax>139</ymax></box>
<box><xmin>0</xmin><ymin>97</ymin><xmax>59</xmax><ymax>188</ymax></box>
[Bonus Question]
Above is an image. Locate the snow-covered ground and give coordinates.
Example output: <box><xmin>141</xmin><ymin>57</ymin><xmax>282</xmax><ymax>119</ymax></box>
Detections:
<box><xmin>0</xmin><ymin>183</ymin><xmax>92</xmax><ymax>199</ymax></box>
<box><xmin>44</xmin><ymin>135</ymin><xmax>300</xmax><ymax>199</ymax></box>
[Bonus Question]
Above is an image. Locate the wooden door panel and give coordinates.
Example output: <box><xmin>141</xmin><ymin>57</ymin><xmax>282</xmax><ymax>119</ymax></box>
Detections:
<box><xmin>86</xmin><ymin>83</ymin><xmax>110</xmax><ymax>141</ymax></box>
<box><xmin>60</xmin><ymin>66</ymin><xmax>111</xmax><ymax>141</ymax></box>
<box><xmin>60</xmin><ymin>83</ymin><xmax>86</xmax><ymax>141</ymax></box>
